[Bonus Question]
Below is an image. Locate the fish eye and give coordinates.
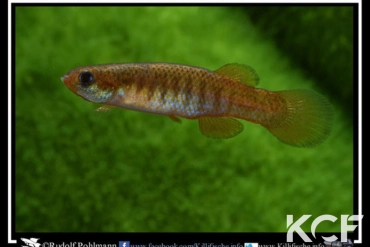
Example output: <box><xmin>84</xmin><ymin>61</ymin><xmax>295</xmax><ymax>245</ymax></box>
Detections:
<box><xmin>78</xmin><ymin>71</ymin><xmax>94</xmax><ymax>86</ymax></box>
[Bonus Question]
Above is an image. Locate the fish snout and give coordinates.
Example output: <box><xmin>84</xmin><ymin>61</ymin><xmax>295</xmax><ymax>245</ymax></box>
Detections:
<box><xmin>60</xmin><ymin>74</ymin><xmax>69</xmax><ymax>83</ymax></box>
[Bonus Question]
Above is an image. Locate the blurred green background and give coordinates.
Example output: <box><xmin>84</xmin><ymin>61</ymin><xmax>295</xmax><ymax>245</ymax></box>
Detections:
<box><xmin>15</xmin><ymin>6</ymin><xmax>354</xmax><ymax>232</ymax></box>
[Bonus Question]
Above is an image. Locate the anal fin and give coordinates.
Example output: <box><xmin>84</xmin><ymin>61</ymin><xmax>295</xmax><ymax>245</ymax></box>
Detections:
<box><xmin>198</xmin><ymin>117</ymin><xmax>243</xmax><ymax>139</ymax></box>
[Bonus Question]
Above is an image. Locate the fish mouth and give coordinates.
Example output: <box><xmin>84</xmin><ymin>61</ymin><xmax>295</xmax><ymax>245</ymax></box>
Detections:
<box><xmin>60</xmin><ymin>74</ymin><xmax>69</xmax><ymax>83</ymax></box>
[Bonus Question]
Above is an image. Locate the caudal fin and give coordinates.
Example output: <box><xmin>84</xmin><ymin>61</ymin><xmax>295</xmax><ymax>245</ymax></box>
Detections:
<box><xmin>264</xmin><ymin>89</ymin><xmax>334</xmax><ymax>148</ymax></box>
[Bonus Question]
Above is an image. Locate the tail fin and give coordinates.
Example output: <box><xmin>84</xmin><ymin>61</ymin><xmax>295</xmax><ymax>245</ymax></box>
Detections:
<box><xmin>264</xmin><ymin>89</ymin><xmax>334</xmax><ymax>148</ymax></box>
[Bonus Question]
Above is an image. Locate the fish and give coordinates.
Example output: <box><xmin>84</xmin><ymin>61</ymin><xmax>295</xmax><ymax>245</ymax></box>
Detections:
<box><xmin>61</xmin><ymin>63</ymin><xmax>334</xmax><ymax>147</ymax></box>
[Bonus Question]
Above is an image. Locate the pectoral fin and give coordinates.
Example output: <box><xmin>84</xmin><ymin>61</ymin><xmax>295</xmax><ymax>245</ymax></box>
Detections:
<box><xmin>95</xmin><ymin>105</ymin><xmax>115</xmax><ymax>111</ymax></box>
<box><xmin>198</xmin><ymin>117</ymin><xmax>243</xmax><ymax>139</ymax></box>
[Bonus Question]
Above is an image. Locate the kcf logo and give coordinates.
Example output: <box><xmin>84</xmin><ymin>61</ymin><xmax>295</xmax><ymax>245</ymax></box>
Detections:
<box><xmin>286</xmin><ymin>214</ymin><xmax>364</xmax><ymax>242</ymax></box>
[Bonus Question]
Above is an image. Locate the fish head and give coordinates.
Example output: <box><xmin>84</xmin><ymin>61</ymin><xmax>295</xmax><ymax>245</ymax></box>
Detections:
<box><xmin>61</xmin><ymin>66</ymin><xmax>117</xmax><ymax>104</ymax></box>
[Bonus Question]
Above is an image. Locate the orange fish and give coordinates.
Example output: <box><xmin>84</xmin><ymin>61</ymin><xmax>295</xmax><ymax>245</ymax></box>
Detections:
<box><xmin>61</xmin><ymin>63</ymin><xmax>333</xmax><ymax>147</ymax></box>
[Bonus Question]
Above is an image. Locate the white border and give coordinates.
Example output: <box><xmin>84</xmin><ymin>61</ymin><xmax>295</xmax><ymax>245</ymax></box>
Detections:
<box><xmin>8</xmin><ymin>0</ymin><xmax>14</xmax><ymax>244</ymax></box>
<box><xmin>355</xmin><ymin>0</ymin><xmax>362</xmax><ymax>244</ymax></box>
<box><xmin>8</xmin><ymin>0</ymin><xmax>362</xmax><ymax>245</ymax></box>
<box><xmin>6</xmin><ymin>0</ymin><xmax>364</xmax><ymax>3</ymax></box>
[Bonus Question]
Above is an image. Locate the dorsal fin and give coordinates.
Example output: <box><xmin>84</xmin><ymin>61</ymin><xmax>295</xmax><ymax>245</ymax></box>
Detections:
<box><xmin>215</xmin><ymin>63</ymin><xmax>260</xmax><ymax>87</ymax></box>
